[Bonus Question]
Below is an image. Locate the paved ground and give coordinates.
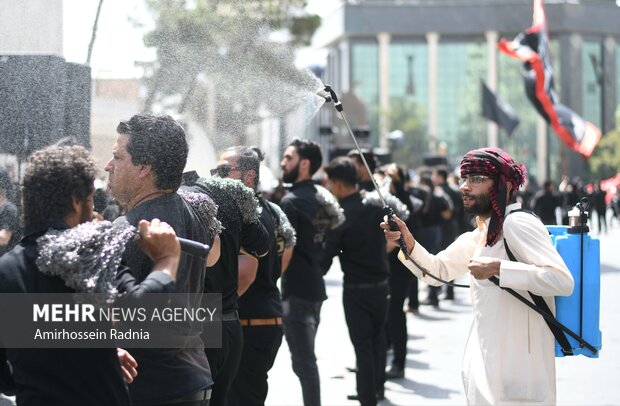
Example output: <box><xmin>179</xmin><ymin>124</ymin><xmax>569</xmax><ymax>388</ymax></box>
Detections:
<box><xmin>266</xmin><ymin>222</ymin><xmax>620</xmax><ymax>406</ymax></box>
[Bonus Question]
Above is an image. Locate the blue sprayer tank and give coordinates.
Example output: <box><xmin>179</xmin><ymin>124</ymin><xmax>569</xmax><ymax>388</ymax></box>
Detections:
<box><xmin>546</xmin><ymin>208</ymin><xmax>602</xmax><ymax>358</ymax></box>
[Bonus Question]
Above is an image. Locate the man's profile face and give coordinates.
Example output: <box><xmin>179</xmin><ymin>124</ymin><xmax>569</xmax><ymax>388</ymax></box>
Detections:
<box><xmin>104</xmin><ymin>133</ymin><xmax>141</xmax><ymax>205</ymax></box>
<box><xmin>460</xmin><ymin>174</ymin><xmax>493</xmax><ymax>216</ymax></box>
<box><xmin>281</xmin><ymin>146</ymin><xmax>301</xmax><ymax>184</ymax></box>
<box><xmin>215</xmin><ymin>152</ymin><xmax>243</xmax><ymax>181</ymax></box>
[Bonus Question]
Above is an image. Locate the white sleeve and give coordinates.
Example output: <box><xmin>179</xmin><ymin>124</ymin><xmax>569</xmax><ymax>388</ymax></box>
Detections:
<box><xmin>398</xmin><ymin>230</ymin><xmax>480</xmax><ymax>286</ymax></box>
<box><xmin>499</xmin><ymin>212</ymin><xmax>574</xmax><ymax>297</ymax></box>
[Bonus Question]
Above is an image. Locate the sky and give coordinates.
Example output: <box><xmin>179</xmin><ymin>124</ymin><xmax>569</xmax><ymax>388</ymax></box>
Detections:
<box><xmin>63</xmin><ymin>0</ymin><xmax>341</xmax><ymax>78</ymax></box>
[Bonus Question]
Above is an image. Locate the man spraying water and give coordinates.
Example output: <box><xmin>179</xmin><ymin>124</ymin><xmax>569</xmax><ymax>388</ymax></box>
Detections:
<box><xmin>381</xmin><ymin>147</ymin><xmax>573</xmax><ymax>405</ymax></box>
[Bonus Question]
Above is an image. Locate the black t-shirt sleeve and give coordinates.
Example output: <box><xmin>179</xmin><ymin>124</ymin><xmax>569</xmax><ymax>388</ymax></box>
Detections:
<box><xmin>279</xmin><ymin>199</ymin><xmax>298</xmax><ymax>232</ymax></box>
<box><xmin>320</xmin><ymin>225</ymin><xmax>344</xmax><ymax>275</ymax></box>
<box><xmin>437</xmin><ymin>196</ymin><xmax>450</xmax><ymax>212</ymax></box>
<box><xmin>116</xmin><ymin>264</ymin><xmax>176</xmax><ymax>298</ymax></box>
<box><xmin>240</xmin><ymin>220</ymin><xmax>269</xmax><ymax>258</ymax></box>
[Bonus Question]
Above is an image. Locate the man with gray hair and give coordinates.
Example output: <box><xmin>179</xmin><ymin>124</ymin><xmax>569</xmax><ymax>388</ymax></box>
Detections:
<box><xmin>105</xmin><ymin>114</ymin><xmax>220</xmax><ymax>406</ymax></box>
<box><xmin>0</xmin><ymin>145</ymin><xmax>183</xmax><ymax>405</ymax></box>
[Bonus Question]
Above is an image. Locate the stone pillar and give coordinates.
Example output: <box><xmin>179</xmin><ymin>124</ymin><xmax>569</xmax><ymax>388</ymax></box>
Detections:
<box><xmin>377</xmin><ymin>32</ymin><xmax>391</xmax><ymax>149</ymax></box>
<box><xmin>560</xmin><ymin>33</ymin><xmax>585</xmax><ymax>179</ymax></box>
<box><xmin>485</xmin><ymin>31</ymin><xmax>499</xmax><ymax>148</ymax></box>
<box><xmin>602</xmin><ymin>36</ymin><xmax>617</xmax><ymax>134</ymax></box>
<box><xmin>536</xmin><ymin>116</ymin><xmax>548</xmax><ymax>184</ymax></box>
<box><xmin>427</xmin><ymin>32</ymin><xmax>440</xmax><ymax>153</ymax></box>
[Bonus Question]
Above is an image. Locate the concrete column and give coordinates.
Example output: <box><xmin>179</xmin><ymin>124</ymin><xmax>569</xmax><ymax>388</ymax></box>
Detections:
<box><xmin>603</xmin><ymin>36</ymin><xmax>617</xmax><ymax>134</ymax></box>
<box><xmin>485</xmin><ymin>30</ymin><xmax>499</xmax><ymax>148</ymax></box>
<box><xmin>377</xmin><ymin>32</ymin><xmax>391</xmax><ymax>149</ymax></box>
<box><xmin>536</xmin><ymin>116</ymin><xmax>548</xmax><ymax>184</ymax></box>
<box><xmin>339</xmin><ymin>40</ymin><xmax>350</xmax><ymax>94</ymax></box>
<box><xmin>560</xmin><ymin>33</ymin><xmax>585</xmax><ymax>179</ymax></box>
<box><xmin>427</xmin><ymin>32</ymin><xmax>440</xmax><ymax>153</ymax></box>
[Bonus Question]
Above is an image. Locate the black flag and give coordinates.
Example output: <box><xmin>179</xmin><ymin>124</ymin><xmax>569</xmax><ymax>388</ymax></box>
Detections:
<box><xmin>498</xmin><ymin>0</ymin><xmax>601</xmax><ymax>158</ymax></box>
<box><xmin>481</xmin><ymin>81</ymin><xmax>520</xmax><ymax>136</ymax></box>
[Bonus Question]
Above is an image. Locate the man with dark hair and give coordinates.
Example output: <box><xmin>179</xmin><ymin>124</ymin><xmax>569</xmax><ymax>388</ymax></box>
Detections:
<box><xmin>106</xmin><ymin>114</ymin><xmax>220</xmax><ymax>406</ymax></box>
<box><xmin>0</xmin><ymin>145</ymin><xmax>183</xmax><ymax>406</ymax></box>
<box><xmin>382</xmin><ymin>147</ymin><xmax>573</xmax><ymax>405</ymax></box>
<box><xmin>531</xmin><ymin>180</ymin><xmax>560</xmax><ymax>225</ymax></box>
<box><xmin>321</xmin><ymin>157</ymin><xmax>389</xmax><ymax>406</ymax></box>
<box><xmin>347</xmin><ymin>148</ymin><xmax>377</xmax><ymax>192</ymax></box>
<box><xmin>432</xmin><ymin>167</ymin><xmax>463</xmax><ymax>301</ymax></box>
<box><xmin>279</xmin><ymin>138</ymin><xmax>342</xmax><ymax>406</ymax></box>
<box><xmin>217</xmin><ymin>146</ymin><xmax>296</xmax><ymax>406</ymax></box>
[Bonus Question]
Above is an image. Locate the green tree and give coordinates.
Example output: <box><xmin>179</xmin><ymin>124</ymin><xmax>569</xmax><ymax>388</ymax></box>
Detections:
<box><xmin>387</xmin><ymin>96</ymin><xmax>426</xmax><ymax>168</ymax></box>
<box><xmin>588</xmin><ymin>106</ymin><xmax>620</xmax><ymax>179</ymax></box>
<box><xmin>142</xmin><ymin>0</ymin><xmax>322</xmax><ymax>148</ymax></box>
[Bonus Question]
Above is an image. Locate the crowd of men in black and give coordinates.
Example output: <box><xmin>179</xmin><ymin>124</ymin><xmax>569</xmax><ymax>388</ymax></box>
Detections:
<box><xmin>0</xmin><ymin>113</ymin><xmax>619</xmax><ymax>406</ymax></box>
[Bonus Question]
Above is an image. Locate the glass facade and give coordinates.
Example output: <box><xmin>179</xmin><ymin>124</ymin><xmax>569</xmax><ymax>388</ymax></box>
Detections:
<box><xmin>336</xmin><ymin>31</ymin><xmax>617</xmax><ymax>180</ymax></box>
<box><xmin>350</xmin><ymin>42</ymin><xmax>379</xmax><ymax>145</ymax></box>
<box><xmin>388</xmin><ymin>41</ymin><xmax>428</xmax><ymax>167</ymax></box>
<box><xmin>582</xmin><ymin>40</ymin><xmax>603</xmax><ymax>129</ymax></box>
<box><xmin>436</xmin><ymin>41</ymin><xmax>487</xmax><ymax>162</ymax></box>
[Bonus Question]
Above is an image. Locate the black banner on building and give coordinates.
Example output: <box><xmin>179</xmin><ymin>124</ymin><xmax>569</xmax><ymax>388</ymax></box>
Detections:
<box><xmin>481</xmin><ymin>80</ymin><xmax>519</xmax><ymax>136</ymax></box>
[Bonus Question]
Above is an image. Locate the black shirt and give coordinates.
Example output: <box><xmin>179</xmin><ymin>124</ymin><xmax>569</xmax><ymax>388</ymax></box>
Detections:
<box><xmin>181</xmin><ymin>178</ymin><xmax>268</xmax><ymax>312</ymax></box>
<box><xmin>279</xmin><ymin>180</ymin><xmax>329</xmax><ymax>302</ymax></box>
<box><xmin>122</xmin><ymin>193</ymin><xmax>212</xmax><ymax>404</ymax></box>
<box><xmin>532</xmin><ymin>190</ymin><xmax>561</xmax><ymax>225</ymax></box>
<box><xmin>238</xmin><ymin>197</ymin><xmax>283</xmax><ymax>319</ymax></box>
<box><xmin>0</xmin><ymin>221</ymin><xmax>131</xmax><ymax>406</ymax></box>
<box><xmin>320</xmin><ymin>192</ymin><xmax>389</xmax><ymax>285</ymax></box>
<box><xmin>420</xmin><ymin>192</ymin><xmax>450</xmax><ymax>228</ymax></box>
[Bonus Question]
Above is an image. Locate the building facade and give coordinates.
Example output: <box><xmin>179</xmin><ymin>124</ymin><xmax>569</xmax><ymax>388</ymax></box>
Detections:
<box><xmin>313</xmin><ymin>0</ymin><xmax>620</xmax><ymax>182</ymax></box>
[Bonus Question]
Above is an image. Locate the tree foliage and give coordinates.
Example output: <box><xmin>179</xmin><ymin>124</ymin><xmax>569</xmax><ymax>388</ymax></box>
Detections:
<box><xmin>142</xmin><ymin>0</ymin><xmax>321</xmax><ymax>148</ymax></box>
<box><xmin>588</xmin><ymin>106</ymin><xmax>620</xmax><ymax>179</ymax></box>
<box><xmin>387</xmin><ymin>97</ymin><xmax>426</xmax><ymax>168</ymax></box>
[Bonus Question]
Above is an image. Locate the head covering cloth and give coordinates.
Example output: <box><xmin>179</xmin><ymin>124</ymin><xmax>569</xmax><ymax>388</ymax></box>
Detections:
<box><xmin>460</xmin><ymin>147</ymin><xmax>526</xmax><ymax>246</ymax></box>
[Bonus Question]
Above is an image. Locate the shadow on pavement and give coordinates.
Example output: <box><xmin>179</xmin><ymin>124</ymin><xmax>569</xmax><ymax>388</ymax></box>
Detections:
<box><xmin>324</xmin><ymin>278</ymin><xmax>343</xmax><ymax>287</ymax></box>
<box><xmin>601</xmin><ymin>263</ymin><xmax>620</xmax><ymax>274</ymax></box>
<box><xmin>403</xmin><ymin>358</ymin><xmax>430</xmax><ymax>370</ymax></box>
<box><xmin>383</xmin><ymin>378</ymin><xmax>461</xmax><ymax>402</ymax></box>
<box><xmin>412</xmin><ymin>312</ymin><xmax>451</xmax><ymax>322</ymax></box>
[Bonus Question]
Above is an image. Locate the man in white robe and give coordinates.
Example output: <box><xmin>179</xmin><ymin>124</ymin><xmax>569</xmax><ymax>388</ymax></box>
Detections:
<box><xmin>382</xmin><ymin>147</ymin><xmax>573</xmax><ymax>405</ymax></box>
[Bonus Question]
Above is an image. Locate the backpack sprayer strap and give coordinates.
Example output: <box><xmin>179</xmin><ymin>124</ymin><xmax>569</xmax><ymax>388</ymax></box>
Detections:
<box><xmin>501</xmin><ymin>209</ymin><xmax>597</xmax><ymax>355</ymax></box>
<box><xmin>499</xmin><ymin>241</ymin><xmax>574</xmax><ymax>356</ymax></box>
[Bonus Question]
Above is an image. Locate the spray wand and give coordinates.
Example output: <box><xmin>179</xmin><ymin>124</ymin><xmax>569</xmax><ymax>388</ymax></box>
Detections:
<box><xmin>319</xmin><ymin>85</ymin><xmax>468</xmax><ymax>288</ymax></box>
<box><xmin>320</xmin><ymin>86</ymin><xmax>406</xmax><ymax>245</ymax></box>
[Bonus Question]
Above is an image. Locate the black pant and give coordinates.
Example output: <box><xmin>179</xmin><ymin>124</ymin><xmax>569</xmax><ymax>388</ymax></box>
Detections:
<box><xmin>228</xmin><ymin>324</ymin><xmax>283</xmax><ymax>406</ymax></box>
<box><xmin>387</xmin><ymin>251</ymin><xmax>412</xmax><ymax>369</ymax></box>
<box><xmin>205</xmin><ymin>319</ymin><xmax>243</xmax><ymax>406</ymax></box>
<box><xmin>343</xmin><ymin>284</ymin><xmax>389</xmax><ymax>406</ymax></box>
<box><xmin>282</xmin><ymin>296</ymin><xmax>323</xmax><ymax>406</ymax></box>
